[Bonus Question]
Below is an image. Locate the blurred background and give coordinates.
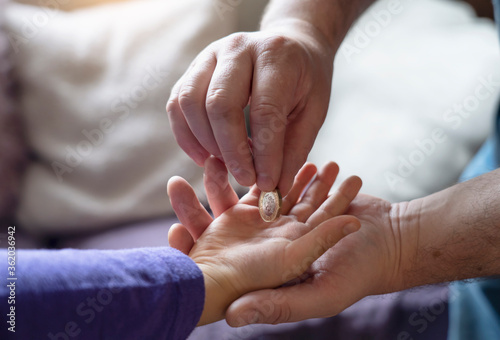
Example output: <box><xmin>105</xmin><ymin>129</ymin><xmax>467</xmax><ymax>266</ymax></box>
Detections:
<box><xmin>0</xmin><ymin>0</ymin><xmax>499</xmax><ymax>251</ymax></box>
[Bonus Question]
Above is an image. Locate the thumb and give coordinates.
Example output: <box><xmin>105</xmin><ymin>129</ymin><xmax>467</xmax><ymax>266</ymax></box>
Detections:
<box><xmin>226</xmin><ymin>282</ymin><xmax>340</xmax><ymax>327</ymax></box>
<box><xmin>225</xmin><ymin>288</ymin><xmax>297</xmax><ymax>327</ymax></box>
<box><xmin>168</xmin><ymin>223</ymin><xmax>194</xmax><ymax>255</ymax></box>
<box><xmin>226</xmin><ymin>217</ymin><xmax>361</xmax><ymax>327</ymax></box>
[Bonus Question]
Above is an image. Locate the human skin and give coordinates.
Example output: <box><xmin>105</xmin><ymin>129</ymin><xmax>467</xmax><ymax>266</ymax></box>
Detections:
<box><xmin>166</xmin><ymin>0</ymin><xmax>374</xmax><ymax>194</ymax></box>
<box><xmin>167</xmin><ymin>158</ymin><xmax>363</xmax><ymax>325</ymax></box>
<box><xmin>168</xmin><ymin>0</ymin><xmax>500</xmax><ymax>327</ymax></box>
<box><xmin>171</xmin><ymin>163</ymin><xmax>500</xmax><ymax>326</ymax></box>
<box><xmin>228</xmin><ymin>169</ymin><xmax>500</xmax><ymax>326</ymax></box>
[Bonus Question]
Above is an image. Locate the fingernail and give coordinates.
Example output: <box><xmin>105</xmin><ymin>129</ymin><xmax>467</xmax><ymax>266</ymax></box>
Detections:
<box><xmin>257</xmin><ymin>174</ymin><xmax>275</xmax><ymax>191</ymax></box>
<box><xmin>343</xmin><ymin>222</ymin><xmax>360</xmax><ymax>236</ymax></box>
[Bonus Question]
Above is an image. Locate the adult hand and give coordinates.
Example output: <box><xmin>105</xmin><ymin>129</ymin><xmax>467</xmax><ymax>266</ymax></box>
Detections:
<box><xmin>167</xmin><ymin>158</ymin><xmax>362</xmax><ymax>325</ymax></box>
<box><xmin>226</xmin><ymin>193</ymin><xmax>405</xmax><ymax>326</ymax></box>
<box><xmin>166</xmin><ymin>23</ymin><xmax>335</xmax><ymax>194</ymax></box>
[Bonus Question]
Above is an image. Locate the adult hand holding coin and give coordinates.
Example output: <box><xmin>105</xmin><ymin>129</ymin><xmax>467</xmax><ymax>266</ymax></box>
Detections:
<box><xmin>166</xmin><ymin>13</ymin><xmax>336</xmax><ymax>195</ymax></box>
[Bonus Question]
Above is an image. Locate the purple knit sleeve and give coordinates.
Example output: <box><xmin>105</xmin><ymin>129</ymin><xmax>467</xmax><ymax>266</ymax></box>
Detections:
<box><xmin>0</xmin><ymin>247</ymin><xmax>204</xmax><ymax>340</ymax></box>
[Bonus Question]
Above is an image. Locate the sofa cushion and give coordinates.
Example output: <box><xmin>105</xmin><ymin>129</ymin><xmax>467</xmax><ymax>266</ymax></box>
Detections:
<box><xmin>308</xmin><ymin>0</ymin><xmax>500</xmax><ymax>202</ymax></box>
<box><xmin>5</xmin><ymin>0</ymin><xmax>238</xmax><ymax>234</ymax></box>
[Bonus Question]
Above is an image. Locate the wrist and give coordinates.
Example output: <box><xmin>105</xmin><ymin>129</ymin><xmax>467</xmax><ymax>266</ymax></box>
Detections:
<box><xmin>260</xmin><ymin>18</ymin><xmax>339</xmax><ymax>56</ymax></box>
<box><xmin>387</xmin><ymin>199</ymin><xmax>423</xmax><ymax>292</ymax></box>
<box><xmin>260</xmin><ymin>0</ymin><xmax>376</xmax><ymax>58</ymax></box>
<box><xmin>196</xmin><ymin>264</ymin><xmax>240</xmax><ymax>326</ymax></box>
<box><xmin>396</xmin><ymin>178</ymin><xmax>500</xmax><ymax>287</ymax></box>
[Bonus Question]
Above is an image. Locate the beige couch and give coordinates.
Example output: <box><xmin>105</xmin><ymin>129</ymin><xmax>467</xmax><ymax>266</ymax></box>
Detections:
<box><xmin>2</xmin><ymin>0</ymin><xmax>500</xmax><ymax>245</ymax></box>
<box><xmin>1</xmin><ymin>0</ymin><xmax>499</xmax><ymax>338</ymax></box>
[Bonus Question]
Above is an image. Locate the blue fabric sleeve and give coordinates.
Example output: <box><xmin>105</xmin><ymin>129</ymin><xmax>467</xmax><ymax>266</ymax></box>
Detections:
<box><xmin>0</xmin><ymin>247</ymin><xmax>204</xmax><ymax>340</ymax></box>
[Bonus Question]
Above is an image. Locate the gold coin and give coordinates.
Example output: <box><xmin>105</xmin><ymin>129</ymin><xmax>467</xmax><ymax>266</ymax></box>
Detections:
<box><xmin>259</xmin><ymin>189</ymin><xmax>282</xmax><ymax>222</ymax></box>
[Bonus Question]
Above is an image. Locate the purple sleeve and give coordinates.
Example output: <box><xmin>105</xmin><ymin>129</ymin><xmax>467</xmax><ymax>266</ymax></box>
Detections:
<box><xmin>0</xmin><ymin>247</ymin><xmax>204</xmax><ymax>340</ymax></box>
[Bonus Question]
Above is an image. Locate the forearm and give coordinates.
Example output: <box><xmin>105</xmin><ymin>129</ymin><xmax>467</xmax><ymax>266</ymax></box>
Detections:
<box><xmin>396</xmin><ymin>169</ymin><xmax>500</xmax><ymax>289</ymax></box>
<box><xmin>261</xmin><ymin>0</ymin><xmax>375</xmax><ymax>50</ymax></box>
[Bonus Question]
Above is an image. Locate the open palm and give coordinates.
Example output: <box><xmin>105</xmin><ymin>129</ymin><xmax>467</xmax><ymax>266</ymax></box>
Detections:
<box><xmin>167</xmin><ymin>157</ymin><xmax>363</xmax><ymax>325</ymax></box>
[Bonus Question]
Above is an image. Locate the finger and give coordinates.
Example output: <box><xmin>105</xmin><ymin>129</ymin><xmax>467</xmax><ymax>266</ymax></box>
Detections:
<box><xmin>178</xmin><ymin>51</ymin><xmax>222</xmax><ymax>158</ymax></box>
<box><xmin>307</xmin><ymin>176</ymin><xmax>363</xmax><ymax>228</ymax></box>
<box><xmin>277</xmin><ymin>103</ymin><xmax>327</xmax><ymax>194</ymax></box>
<box><xmin>251</xmin><ymin>49</ymin><xmax>299</xmax><ymax>192</ymax></box>
<box><xmin>239</xmin><ymin>184</ymin><xmax>261</xmax><ymax>206</ymax></box>
<box><xmin>168</xmin><ymin>223</ymin><xmax>194</xmax><ymax>255</ymax></box>
<box><xmin>227</xmin><ymin>283</ymin><xmax>335</xmax><ymax>327</ymax></box>
<box><xmin>283</xmin><ymin>215</ymin><xmax>360</xmax><ymax>281</ymax></box>
<box><xmin>167</xmin><ymin>81</ymin><xmax>210</xmax><ymax>166</ymax></box>
<box><xmin>281</xmin><ymin>163</ymin><xmax>317</xmax><ymax>215</ymax></box>
<box><xmin>226</xmin><ymin>216</ymin><xmax>361</xmax><ymax>326</ymax></box>
<box><xmin>167</xmin><ymin>176</ymin><xmax>213</xmax><ymax>240</ymax></box>
<box><xmin>288</xmin><ymin>162</ymin><xmax>339</xmax><ymax>222</ymax></box>
<box><xmin>204</xmin><ymin>156</ymin><xmax>239</xmax><ymax>217</ymax></box>
<box><xmin>239</xmin><ymin>163</ymin><xmax>318</xmax><ymax>209</ymax></box>
<box><xmin>206</xmin><ymin>42</ymin><xmax>255</xmax><ymax>187</ymax></box>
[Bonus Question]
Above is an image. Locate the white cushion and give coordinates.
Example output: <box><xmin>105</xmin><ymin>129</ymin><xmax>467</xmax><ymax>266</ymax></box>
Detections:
<box><xmin>308</xmin><ymin>0</ymin><xmax>500</xmax><ymax>202</ymax></box>
<box><xmin>6</xmin><ymin>0</ymin><xmax>237</xmax><ymax>233</ymax></box>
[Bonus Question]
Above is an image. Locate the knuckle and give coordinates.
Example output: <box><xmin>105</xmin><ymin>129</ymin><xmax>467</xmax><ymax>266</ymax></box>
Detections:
<box><xmin>165</xmin><ymin>97</ymin><xmax>179</xmax><ymax>115</ymax></box>
<box><xmin>251</xmin><ymin>102</ymin><xmax>286</xmax><ymax>147</ymax></box>
<box><xmin>260</xmin><ymin>34</ymin><xmax>290</xmax><ymax>52</ymax></box>
<box><xmin>224</xmin><ymin>32</ymin><xmax>248</xmax><ymax>51</ymax></box>
<box><xmin>252</xmin><ymin>100</ymin><xmax>285</xmax><ymax>123</ymax></box>
<box><xmin>177</xmin><ymin>85</ymin><xmax>199</xmax><ymax>114</ymax></box>
<box><xmin>257</xmin><ymin>35</ymin><xmax>303</xmax><ymax>65</ymax></box>
<box><xmin>300</xmin><ymin>196</ymin><xmax>318</xmax><ymax>210</ymax></box>
<box><xmin>206</xmin><ymin>89</ymin><xmax>237</xmax><ymax>122</ymax></box>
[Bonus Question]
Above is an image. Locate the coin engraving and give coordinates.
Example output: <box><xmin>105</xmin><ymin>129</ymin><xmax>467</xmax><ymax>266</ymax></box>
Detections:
<box><xmin>262</xmin><ymin>193</ymin><xmax>276</xmax><ymax>217</ymax></box>
<box><xmin>259</xmin><ymin>190</ymin><xmax>282</xmax><ymax>222</ymax></box>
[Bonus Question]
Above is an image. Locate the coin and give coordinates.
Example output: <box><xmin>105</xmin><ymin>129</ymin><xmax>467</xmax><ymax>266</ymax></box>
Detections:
<box><xmin>259</xmin><ymin>189</ymin><xmax>282</xmax><ymax>222</ymax></box>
